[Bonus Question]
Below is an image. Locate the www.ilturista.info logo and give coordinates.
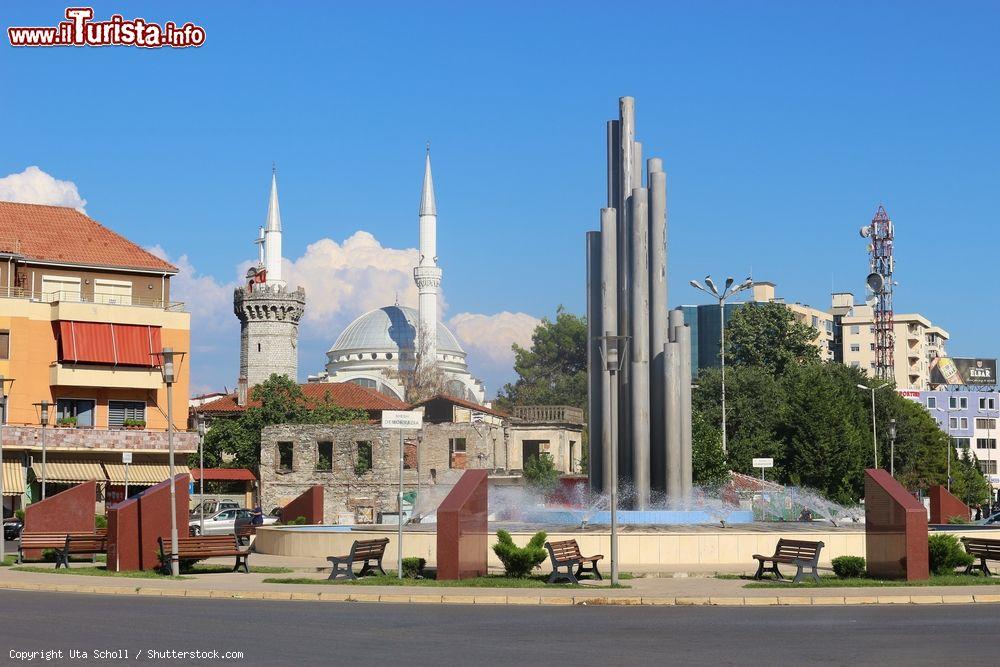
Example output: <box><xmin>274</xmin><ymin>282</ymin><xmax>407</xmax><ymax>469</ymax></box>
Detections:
<box><xmin>8</xmin><ymin>7</ymin><xmax>205</xmax><ymax>48</ymax></box>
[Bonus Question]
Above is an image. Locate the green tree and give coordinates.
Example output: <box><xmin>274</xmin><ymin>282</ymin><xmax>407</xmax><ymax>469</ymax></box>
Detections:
<box><xmin>192</xmin><ymin>374</ymin><xmax>368</xmax><ymax>473</ymax></box>
<box><xmin>725</xmin><ymin>302</ymin><xmax>820</xmax><ymax>374</ymax></box>
<box><xmin>951</xmin><ymin>449</ymin><xmax>991</xmax><ymax>507</ymax></box>
<box><xmin>496</xmin><ymin>306</ymin><xmax>587</xmax><ymax>411</ymax></box>
<box><xmin>691</xmin><ymin>411</ymin><xmax>728</xmax><ymax>486</ymax></box>
<box><xmin>523</xmin><ymin>453</ymin><xmax>560</xmax><ymax>495</ymax></box>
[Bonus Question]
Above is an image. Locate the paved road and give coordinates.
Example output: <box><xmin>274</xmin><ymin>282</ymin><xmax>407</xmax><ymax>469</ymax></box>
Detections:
<box><xmin>2</xmin><ymin>590</ymin><xmax>998</xmax><ymax>666</ymax></box>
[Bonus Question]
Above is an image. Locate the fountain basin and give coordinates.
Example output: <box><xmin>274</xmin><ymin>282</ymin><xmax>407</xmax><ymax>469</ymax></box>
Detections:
<box><xmin>521</xmin><ymin>509</ymin><xmax>754</xmax><ymax>525</ymax></box>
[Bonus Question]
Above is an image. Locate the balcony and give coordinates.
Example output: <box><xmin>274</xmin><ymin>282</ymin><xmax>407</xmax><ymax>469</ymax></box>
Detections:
<box><xmin>1</xmin><ymin>425</ymin><xmax>198</xmax><ymax>453</ymax></box>
<box><xmin>0</xmin><ymin>287</ymin><xmax>184</xmax><ymax>311</ymax></box>
<box><xmin>49</xmin><ymin>362</ymin><xmax>163</xmax><ymax>389</ymax></box>
<box><xmin>513</xmin><ymin>405</ymin><xmax>585</xmax><ymax>425</ymax></box>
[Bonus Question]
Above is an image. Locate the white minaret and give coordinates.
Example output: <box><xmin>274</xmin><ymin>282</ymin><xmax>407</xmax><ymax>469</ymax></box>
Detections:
<box><xmin>413</xmin><ymin>146</ymin><xmax>442</xmax><ymax>366</ymax></box>
<box><xmin>263</xmin><ymin>167</ymin><xmax>284</xmax><ymax>287</ymax></box>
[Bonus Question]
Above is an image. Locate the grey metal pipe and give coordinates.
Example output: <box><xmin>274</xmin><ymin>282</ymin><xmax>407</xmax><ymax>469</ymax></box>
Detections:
<box><xmin>600</xmin><ymin>208</ymin><xmax>618</xmax><ymax>494</ymax></box>
<box><xmin>586</xmin><ymin>230</ymin><xmax>603</xmax><ymax>494</ymax></box>
<box><xmin>675</xmin><ymin>313</ymin><xmax>693</xmax><ymax>498</ymax></box>
<box><xmin>647</xmin><ymin>165</ymin><xmax>667</xmax><ymax>494</ymax></box>
<box><xmin>616</xmin><ymin>100</ymin><xmax>635</xmax><ymax>483</ymax></box>
<box><xmin>664</xmin><ymin>339</ymin><xmax>681</xmax><ymax>499</ymax></box>
<box><xmin>629</xmin><ymin>188</ymin><xmax>650</xmax><ymax>510</ymax></box>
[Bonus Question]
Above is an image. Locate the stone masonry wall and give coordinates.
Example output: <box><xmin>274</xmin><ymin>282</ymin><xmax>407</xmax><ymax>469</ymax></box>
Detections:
<box><xmin>3</xmin><ymin>425</ymin><xmax>198</xmax><ymax>453</ymax></box>
<box><xmin>235</xmin><ymin>285</ymin><xmax>305</xmax><ymax>387</ymax></box>
<box><xmin>260</xmin><ymin>422</ymin><xmax>501</xmax><ymax>524</ymax></box>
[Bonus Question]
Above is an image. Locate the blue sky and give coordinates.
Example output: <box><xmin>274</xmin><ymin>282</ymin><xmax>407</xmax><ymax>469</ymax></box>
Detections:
<box><xmin>2</xmin><ymin>1</ymin><xmax>998</xmax><ymax>397</ymax></box>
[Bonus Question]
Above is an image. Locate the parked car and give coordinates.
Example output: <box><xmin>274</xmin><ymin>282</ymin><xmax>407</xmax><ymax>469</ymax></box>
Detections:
<box><xmin>3</xmin><ymin>517</ymin><xmax>23</xmax><ymax>541</ymax></box>
<box><xmin>188</xmin><ymin>508</ymin><xmax>277</xmax><ymax>536</ymax></box>
<box><xmin>189</xmin><ymin>499</ymin><xmax>240</xmax><ymax>519</ymax></box>
<box><xmin>975</xmin><ymin>511</ymin><xmax>1000</xmax><ymax>526</ymax></box>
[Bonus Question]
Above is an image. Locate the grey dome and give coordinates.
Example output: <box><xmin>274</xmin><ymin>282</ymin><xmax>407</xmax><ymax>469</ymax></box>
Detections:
<box><xmin>330</xmin><ymin>306</ymin><xmax>464</xmax><ymax>355</ymax></box>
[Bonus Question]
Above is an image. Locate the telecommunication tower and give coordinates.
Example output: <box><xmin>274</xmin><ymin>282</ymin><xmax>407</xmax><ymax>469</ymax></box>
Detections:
<box><xmin>860</xmin><ymin>205</ymin><xmax>894</xmax><ymax>381</ymax></box>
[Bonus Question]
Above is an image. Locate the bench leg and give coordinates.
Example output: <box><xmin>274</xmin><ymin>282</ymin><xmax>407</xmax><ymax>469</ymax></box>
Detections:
<box><xmin>591</xmin><ymin>560</ymin><xmax>603</xmax><ymax>581</ymax></box>
<box><xmin>772</xmin><ymin>564</ymin><xmax>783</xmax><ymax>580</ymax></box>
<box><xmin>548</xmin><ymin>563</ymin><xmax>578</xmax><ymax>585</ymax></box>
<box><xmin>327</xmin><ymin>559</ymin><xmax>357</xmax><ymax>581</ymax></box>
<box><xmin>983</xmin><ymin>558</ymin><xmax>993</xmax><ymax>577</ymax></box>
<box><xmin>753</xmin><ymin>559</ymin><xmax>765</xmax><ymax>580</ymax></box>
<box><xmin>55</xmin><ymin>551</ymin><xmax>68</xmax><ymax>569</ymax></box>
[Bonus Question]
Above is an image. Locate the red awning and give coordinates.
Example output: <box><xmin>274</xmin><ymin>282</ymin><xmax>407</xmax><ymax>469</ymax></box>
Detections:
<box><xmin>190</xmin><ymin>468</ymin><xmax>257</xmax><ymax>482</ymax></box>
<box><xmin>58</xmin><ymin>321</ymin><xmax>162</xmax><ymax>367</ymax></box>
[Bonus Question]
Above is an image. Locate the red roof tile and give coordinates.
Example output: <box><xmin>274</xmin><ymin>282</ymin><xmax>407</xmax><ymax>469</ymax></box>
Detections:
<box><xmin>0</xmin><ymin>201</ymin><xmax>177</xmax><ymax>273</ymax></box>
<box><xmin>411</xmin><ymin>393</ymin><xmax>508</xmax><ymax>419</ymax></box>
<box><xmin>193</xmin><ymin>382</ymin><xmax>410</xmax><ymax>415</ymax></box>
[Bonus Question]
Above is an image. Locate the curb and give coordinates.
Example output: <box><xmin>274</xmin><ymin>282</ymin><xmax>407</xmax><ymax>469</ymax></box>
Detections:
<box><xmin>2</xmin><ymin>581</ymin><xmax>1000</xmax><ymax>606</ymax></box>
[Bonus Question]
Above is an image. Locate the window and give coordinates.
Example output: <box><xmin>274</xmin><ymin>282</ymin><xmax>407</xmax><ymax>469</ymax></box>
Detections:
<box><xmin>93</xmin><ymin>278</ymin><xmax>132</xmax><ymax>305</ymax></box>
<box><xmin>949</xmin><ymin>417</ymin><xmax>958</xmax><ymax>429</ymax></box>
<box><xmin>0</xmin><ymin>330</ymin><xmax>8</xmax><ymax>359</ymax></box>
<box><xmin>108</xmin><ymin>400</ymin><xmax>145</xmax><ymax>428</ymax></box>
<box><xmin>449</xmin><ymin>438</ymin><xmax>467</xmax><ymax>453</ymax></box>
<box><xmin>960</xmin><ymin>397</ymin><xmax>968</xmax><ymax>409</ymax></box>
<box><xmin>277</xmin><ymin>442</ymin><xmax>293</xmax><ymax>472</ymax></box>
<box><xmin>355</xmin><ymin>441</ymin><xmax>372</xmax><ymax>475</ymax></box>
<box><xmin>851</xmin><ymin>361</ymin><xmax>860</xmax><ymax>368</ymax></box>
<box><xmin>976</xmin><ymin>438</ymin><xmax>997</xmax><ymax>450</ymax></box>
<box><xmin>870</xmin><ymin>343</ymin><xmax>876</xmax><ymax>351</ymax></box>
<box><xmin>811</xmin><ymin>316</ymin><xmax>819</xmax><ymax>329</ymax></box>
<box><xmin>951</xmin><ymin>437</ymin><xmax>970</xmax><ymax>449</ymax></box>
<box><xmin>850</xmin><ymin>344</ymin><xmax>860</xmax><ymax>352</ymax></box>
<box><xmin>976</xmin><ymin>418</ymin><xmax>997</xmax><ymax>430</ymax></box>
<box><xmin>41</xmin><ymin>275</ymin><xmax>81</xmax><ymax>302</ymax></box>
<box><xmin>56</xmin><ymin>398</ymin><xmax>95</xmax><ymax>427</ymax></box>
<box><xmin>949</xmin><ymin>397</ymin><xmax>958</xmax><ymax>409</ymax></box>
<box><xmin>825</xmin><ymin>321</ymin><xmax>833</xmax><ymax>334</ymax></box>
<box><xmin>449</xmin><ymin>438</ymin><xmax>468</xmax><ymax>469</ymax></box>
<box><xmin>850</xmin><ymin>326</ymin><xmax>860</xmax><ymax>335</ymax></box>
<box><xmin>980</xmin><ymin>397</ymin><xmax>996</xmax><ymax>411</ymax></box>
<box><xmin>316</xmin><ymin>442</ymin><xmax>333</xmax><ymax>471</ymax></box>
<box><xmin>926</xmin><ymin>396</ymin><xmax>937</xmax><ymax>409</ymax></box>
<box><xmin>980</xmin><ymin>461</ymin><xmax>998</xmax><ymax>475</ymax></box>
<box><xmin>960</xmin><ymin>417</ymin><xmax>969</xmax><ymax>429</ymax></box>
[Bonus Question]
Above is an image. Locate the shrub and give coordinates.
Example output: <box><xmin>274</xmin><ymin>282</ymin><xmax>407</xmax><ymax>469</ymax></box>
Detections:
<box><xmin>523</xmin><ymin>454</ymin><xmax>559</xmax><ymax>495</ymax></box>
<box><xmin>402</xmin><ymin>557</ymin><xmax>426</xmax><ymax>578</ymax></box>
<box><xmin>95</xmin><ymin>515</ymin><xmax>107</xmax><ymax>530</ymax></box>
<box><xmin>928</xmin><ymin>533</ymin><xmax>974</xmax><ymax>575</ymax></box>
<box><xmin>831</xmin><ymin>555</ymin><xmax>866</xmax><ymax>578</ymax></box>
<box><xmin>492</xmin><ymin>529</ymin><xmax>547</xmax><ymax>578</ymax></box>
<box><xmin>14</xmin><ymin>509</ymin><xmax>25</xmax><ymax>521</ymax></box>
<box><xmin>946</xmin><ymin>515</ymin><xmax>968</xmax><ymax>525</ymax></box>
<box><xmin>286</xmin><ymin>516</ymin><xmax>308</xmax><ymax>525</ymax></box>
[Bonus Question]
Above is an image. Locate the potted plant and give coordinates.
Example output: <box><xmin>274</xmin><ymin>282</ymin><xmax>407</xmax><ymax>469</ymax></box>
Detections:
<box><xmin>56</xmin><ymin>416</ymin><xmax>77</xmax><ymax>428</ymax></box>
<box><xmin>122</xmin><ymin>418</ymin><xmax>146</xmax><ymax>430</ymax></box>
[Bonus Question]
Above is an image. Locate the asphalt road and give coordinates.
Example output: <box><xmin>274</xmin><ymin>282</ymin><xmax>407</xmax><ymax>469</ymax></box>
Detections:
<box><xmin>3</xmin><ymin>590</ymin><xmax>999</xmax><ymax>666</ymax></box>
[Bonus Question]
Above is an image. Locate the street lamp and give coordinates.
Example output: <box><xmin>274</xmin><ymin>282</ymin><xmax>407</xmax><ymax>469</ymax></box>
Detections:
<box><xmin>888</xmin><ymin>419</ymin><xmax>897</xmax><ymax>478</ymax></box>
<box><xmin>153</xmin><ymin>347</ymin><xmax>186</xmax><ymax>577</ymax></box>
<box><xmin>934</xmin><ymin>406</ymin><xmax>961</xmax><ymax>492</ymax></box>
<box><xmin>31</xmin><ymin>400</ymin><xmax>51</xmax><ymax>500</ymax></box>
<box><xmin>596</xmin><ymin>331</ymin><xmax>629</xmax><ymax>587</ymax></box>
<box><xmin>856</xmin><ymin>383</ymin><xmax>890</xmax><ymax>468</ymax></box>
<box><xmin>690</xmin><ymin>275</ymin><xmax>753</xmax><ymax>455</ymax></box>
<box><xmin>0</xmin><ymin>375</ymin><xmax>15</xmax><ymax>566</ymax></box>
<box><xmin>197</xmin><ymin>419</ymin><xmax>207</xmax><ymax>535</ymax></box>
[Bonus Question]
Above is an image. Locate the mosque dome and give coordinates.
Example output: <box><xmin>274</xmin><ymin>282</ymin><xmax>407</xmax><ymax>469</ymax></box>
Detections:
<box><xmin>329</xmin><ymin>305</ymin><xmax>464</xmax><ymax>358</ymax></box>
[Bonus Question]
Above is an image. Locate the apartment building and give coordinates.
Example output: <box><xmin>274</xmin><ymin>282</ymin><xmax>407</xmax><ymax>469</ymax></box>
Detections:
<box><xmin>837</xmin><ymin>294</ymin><xmax>949</xmax><ymax>389</ymax></box>
<box><xmin>749</xmin><ymin>282</ymin><xmax>836</xmax><ymax>361</ymax></box>
<box><xmin>912</xmin><ymin>390</ymin><xmax>1000</xmax><ymax>487</ymax></box>
<box><xmin>0</xmin><ymin>201</ymin><xmax>195</xmax><ymax>515</ymax></box>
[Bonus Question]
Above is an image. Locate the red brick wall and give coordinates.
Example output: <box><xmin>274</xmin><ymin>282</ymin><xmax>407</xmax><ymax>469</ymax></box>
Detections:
<box><xmin>865</xmin><ymin>469</ymin><xmax>929</xmax><ymax>581</ymax></box>
<box><xmin>929</xmin><ymin>485</ymin><xmax>970</xmax><ymax>524</ymax></box>
<box><xmin>280</xmin><ymin>485</ymin><xmax>323</xmax><ymax>524</ymax></box>
<box><xmin>106</xmin><ymin>474</ymin><xmax>188</xmax><ymax>571</ymax></box>
<box><xmin>23</xmin><ymin>481</ymin><xmax>96</xmax><ymax>558</ymax></box>
<box><xmin>437</xmin><ymin>469</ymin><xmax>488</xmax><ymax>580</ymax></box>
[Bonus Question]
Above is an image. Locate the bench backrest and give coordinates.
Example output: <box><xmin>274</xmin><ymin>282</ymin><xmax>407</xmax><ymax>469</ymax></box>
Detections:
<box><xmin>160</xmin><ymin>534</ymin><xmax>241</xmax><ymax>556</ymax></box>
<box><xmin>235</xmin><ymin>524</ymin><xmax>256</xmax><ymax>537</ymax></box>
<box><xmin>64</xmin><ymin>534</ymin><xmax>108</xmax><ymax>553</ymax></box>
<box><xmin>20</xmin><ymin>532</ymin><xmax>98</xmax><ymax>549</ymax></box>
<box><xmin>349</xmin><ymin>538</ymin><xmax>389</xmax><ymax>560</ymax></box>
<box><xmin>774</xmin><ymin>538</ymin><xmax>824</xmax><ymax>560</ymax></box>
<box><xmin>963</xmin><ymin>537</ymin><xmax>1000</xmax><ymax>558</ymax></box>
<box><xmin>546</xmin><ymin>539</ymin><xmax>583</xmax><ymax>562</ymax></box>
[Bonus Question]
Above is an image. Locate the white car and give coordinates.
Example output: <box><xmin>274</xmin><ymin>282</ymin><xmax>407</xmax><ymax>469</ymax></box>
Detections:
<box><xmin>188</xmin><ymin>508</ymin><xmax>277</xmax><ymax>536</ymax></box>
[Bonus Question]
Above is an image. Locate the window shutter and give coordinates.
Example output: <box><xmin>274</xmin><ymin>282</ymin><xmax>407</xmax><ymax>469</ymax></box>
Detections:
<box><xmin>109</xmin><ymin>401</ymin><xmax>127</xmax><ymax>428</ymax></box>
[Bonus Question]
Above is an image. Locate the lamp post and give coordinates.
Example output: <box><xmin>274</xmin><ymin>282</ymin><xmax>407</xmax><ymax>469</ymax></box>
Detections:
<box><xmin>888</xmin><ymin>419</ymin><xmax>897</xmax><ymax>478</ymax></box>
<box><xmin>153</xmin><ymin>347</ymin><xmax>185</xmax><ymax>577</ymax></box>
<box><xmin>690</xmin><ymin>276</ymin><xmax>753</xmax><ymax>455</ymax></box>
<box><xmin>197</xmin><ymin>419</ymin><xmax>207</xmax><ymax>535</ymax></box>
<box><xmin>597</xmin><ymin>331</ymin><xmax>629</xmax><ymax>587</ymax></box>
<box><xmin>935</xmin><ymin>406</ymin><xmax>961</xmax><ymax>492</ymax></box>
<box><xmin>0</xmin><ymin>375</ymin><xmax>15</xmax><ymax>566</ymax></box>
<box><xmin>32</xmin><ymin>400</ymin><xmax>51</xmax><ymax>500</ymax></box>
<box><xmin>856</xmin><ymin>383</ymin><xmax>890</xmax><ymax>469</ymax></box>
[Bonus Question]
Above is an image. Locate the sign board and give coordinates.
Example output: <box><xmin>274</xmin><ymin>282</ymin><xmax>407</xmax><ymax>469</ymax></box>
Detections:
<box><xmin>122</xmin><ymin>451</ymin><xmax>132</xmax><ymax>464</ymax></box>
<box><xmin>929</xmin><ymin>357</ymin><xmax>997</xmax><ymax>386</ymax></box>
<box><xmin>381</xmin><ymin>410</ymin><xmax>422</xmax><ymax>430</ymax></box>
<box><xmin>752</xmin><ymin>457</ymin><xmax>774</xmax><ymax>468</ymax></box>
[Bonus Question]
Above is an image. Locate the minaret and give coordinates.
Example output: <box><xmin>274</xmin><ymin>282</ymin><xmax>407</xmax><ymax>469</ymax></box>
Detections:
<box><xmin>234</xmin><ymin>167</ymin><xmax>306</xmax><ymax>388</ymax></box>
<box><xmin>263</xmin><ymin>167</ymin><xmax>284</xmax><ymax>287</ymax></box>
<box><xmin>413</xmin><ymin>146</ymin><xmax>442</xmax><ymax>367</ymax></box>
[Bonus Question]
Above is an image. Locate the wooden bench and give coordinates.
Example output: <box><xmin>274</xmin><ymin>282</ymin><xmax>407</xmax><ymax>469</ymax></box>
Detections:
<box><xmin>157</xmin><ymin>535</ymin><xmax>250</xmax><ymax>574</ymax></box>
<box><xmin>55</xmin><ymin>533</ymin><xmax>108</xmax><ymax>569</ymax></box>
<box><xmin>544</xmin><ymin>539</ymin><xmax>603</xmax><ymax>584</ymax></box>
<box><xmin>18</xmin><ymin>531</ymin><xmax>105</xmax><ymax>566</ymax></box>
<box><xmin>326</xmin><ymin>538</ymin><xmax>389</xmax><ymax>580</ymax></box>
<box><xmin>235</xmin><ymin>523</ymin><xmax>257</xmax><ymax>547</ymax></box>
<box><xmin>962</xmin><ymin>537</ymin><xmax>1000</xmax><ymax>576</ymax></box>
<box><xmin>752</xmin><ymin>538</ymin><xmax>824</xmax><ymax>583</ymax></box>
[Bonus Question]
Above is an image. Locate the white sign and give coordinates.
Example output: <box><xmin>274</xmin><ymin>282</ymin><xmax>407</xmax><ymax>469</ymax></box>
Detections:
<box><xmin>752</xmin><ymin>457</ymin><xmax>774</xmax><ymax>469</ymax></box>
<box><xmin>381</xmin><ymin>410</ymin><xmax>422</xmax><ymax>430</ymax></box>
<box><xmin>122</xmin><ymin>451</ymin><xmax>133</xmax><ymax>464</ymax></box>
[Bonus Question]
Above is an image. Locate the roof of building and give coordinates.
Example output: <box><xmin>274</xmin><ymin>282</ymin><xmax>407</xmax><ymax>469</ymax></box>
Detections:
<box><xmin>190</xmin><ymin>468</ymin><xmax>257</xmax><ymax>481</ymax></box>
<box><xmin>410</xmin><ymin>393</ymin><xmax>508</xmax><ymax>419</ymax></box>
<box><xmin>329</xmin><ymin>305</ymin><xmax>464</xmax><ymax>355</ymax></box>
<box><xmin>0</xmin><ymin>201</ymin><xmax>177</xmax><ymax>273</ymax></box>
<box><xmin>192</xmin><ymin>381</ymin><xmax>409</xmax><ymax>415</ymax></box>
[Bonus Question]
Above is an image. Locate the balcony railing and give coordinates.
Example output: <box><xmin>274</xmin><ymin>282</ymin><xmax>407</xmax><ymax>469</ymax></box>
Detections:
<box><xmin>0</xmin><ymin>287</ymin><xmax>184</xmax><ymax>311</ymax></box>
<box><xmin>513</xmin><ymin>405</ymin><xmax>585</xmax><ymax>424</ymax></box>
<box><xmin>0</xmin><ymin>424</ymin><xmax>198</xmax><ymax>453</ymax></box>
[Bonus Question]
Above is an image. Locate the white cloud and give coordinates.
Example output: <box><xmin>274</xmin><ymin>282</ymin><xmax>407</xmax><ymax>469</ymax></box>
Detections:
<box><xmin>448</xmin><ymin>311</ymin><xmax>541</xmax><ymax>369</ymax></box>
<box><xmin>0</xmin><ymin>166</ymin><xmax>87</xmax><ymax>211</ymax></box>
<box><xmin>146</xmin><ymin>245</ymin><xmax>236</xmax><ymax>333</ymax></box>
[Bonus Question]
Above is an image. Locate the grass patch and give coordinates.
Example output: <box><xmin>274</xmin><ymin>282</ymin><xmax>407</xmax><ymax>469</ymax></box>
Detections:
<box><xmin>12</xmin><ymin>566</ymin><xmax>189</xmax><ymax>580</ymax></box>
<box><xmin>0</xmin><ymin>555</ymin><xmax>15</xmax><ymax>567</ymax></box>
<box><xmin>741</xmin><ymin>573</ymin><xmax>1000</xmax><ymax>588</ymax></box>
<box><xmin>188</xmin><ymin>565</ymin><xmax>293</xmax><ymax>575</ymax></box>
<box><xmin>262</xmin><ymin>574</ymin><xmax>626</xmax><ymax>588</ymax></box>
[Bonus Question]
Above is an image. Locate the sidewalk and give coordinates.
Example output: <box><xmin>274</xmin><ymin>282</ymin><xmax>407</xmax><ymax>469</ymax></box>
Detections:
<box><xmin>4</xmin><ymin>557</ymin><xmax>1000</xmax><ymax>607</ymax></box>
